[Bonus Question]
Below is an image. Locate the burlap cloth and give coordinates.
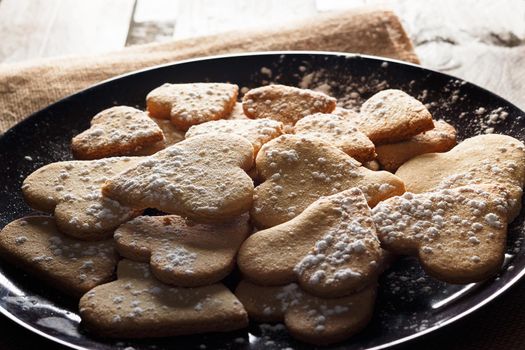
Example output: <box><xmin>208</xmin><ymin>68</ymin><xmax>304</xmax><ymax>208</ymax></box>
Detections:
<box><xmin>0</xmin><ymin>7</ymin><xmax>523</xmax><ymax>350</ymax></box>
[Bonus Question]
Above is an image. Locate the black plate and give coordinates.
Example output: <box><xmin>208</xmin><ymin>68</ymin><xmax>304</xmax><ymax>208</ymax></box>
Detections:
<box><xmin>0</xmin><ymin>52</ymin><xmax>524</xmax><ymax>350</ymax></box>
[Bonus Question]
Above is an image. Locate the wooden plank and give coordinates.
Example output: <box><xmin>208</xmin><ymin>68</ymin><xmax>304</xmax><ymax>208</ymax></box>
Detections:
<box><xmin>315</xmin><ymin>0</ymin><xmax>365</xmax><ymax>12</ymax></box>
<box><xmin>172</xmin><ymin>0</ymin><xmax>317</xmax><ymax>40</ymax></box>
<box><xmin>39</xmin><ymin>0</ymin><xmax>135</xmax><ymax>58</ymax></box>
<box><xmin>133</xmin><ymin>0</ymin><xmax>178</xmax><ymax>22</ymax></box>
<box><xmin>0</xmin><ymin>0</ymin><xmax>134</xmax><ymax>63</ymax></box>
<box><xmin>0</xmin><ymin>0</ymin><xmax>61</xmax><ymax>63</ymax></box>
<box><xmin>126</xmin><ymin>21</ymin><xmax>175</xmax><ymax>46</ymax></box>
<box><xmin>126</xmin><ymin>0</ymin><xmax>177</xmax><ymax>46</ymax></box>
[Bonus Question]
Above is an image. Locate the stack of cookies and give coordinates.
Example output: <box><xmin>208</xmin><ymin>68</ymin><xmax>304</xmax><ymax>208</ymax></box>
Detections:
<box><xmin>1</xmin><ymin>81</ymin><xmax>524</xmax><ymax>346</ymax></box>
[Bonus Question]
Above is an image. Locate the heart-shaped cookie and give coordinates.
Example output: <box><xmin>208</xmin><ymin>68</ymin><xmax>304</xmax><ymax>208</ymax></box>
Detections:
<box><xmin>372</xmin><ymin>185</ymin><xmax>518</xmax><ymax>283</ymax></box>
<box><xmin>79</xmin><ymin>260</ymin><xmax>248</xmax><ymax>338</ymax></box>
<box><xmin>251</xmin><ymin>135</ymin><xmax>405</xmax><ymax>228</ymax></box>
<box><xmin>242</xmin><ymin>84</ymin><xmax>336</xmax><ymax>126</ymax></box>
<box><xmin>114</xmin><ymin>214</ymin><xmax>251</xmax><ymax>287</ymax></box>
<box><xmin>72</xmin><ymin>106</ymin><xmax>164</xmax><ymax>159</ymax></box>
<box><xmin>294</xmin><ymin>113</ymin><xmax>376</xmax><ymax>162</ymax></box>
<box><xmin>395</xmin><ymin>134</ymin><xmax>525</xmax><ymax>219</ymax></box>
<box><xmin>239</xmin><ymin>188</ymin><xmax>384</xmax><ymax>298</ymax></box>
<box><xmin>22</xmin><ymin>157</ymin><xmax>144</xmax><ymax>239</ymax></box>
<box><xmin>102</xmin><ymin>134</ymin><xmax>254</xmax><ymax>222</ymax></box>
<box><xmin>146</xmin><ymin>83</ymin><xmax>238</xmax><ymax>130</ymax></box>
<box><xmin>358</xmin><ymin>89</ymin><xmax>434</xmax><ymax>144</ymax></box>
<box><xmin>235</xmin><ymin>281</ymin><xmax>376</xmax><ymax>346</ymax></box>
<box><xmin>130</xmin><ymin>117</ymin><xmax>187</xmax><ymax>156</ymax></box>
<box><xmin>376</xmin><ymin>120</ymin><xmax>457</xmax><ymax>171</ymax></box>
<box><xmin>0</xmin><ymin>217</ymin><xmax>118</xmax><ymax>297</ymax></box>
<box><xmin>185</xmin><ymin>118</ymin><xmax>284</xmax><ymax>154</ymax></box>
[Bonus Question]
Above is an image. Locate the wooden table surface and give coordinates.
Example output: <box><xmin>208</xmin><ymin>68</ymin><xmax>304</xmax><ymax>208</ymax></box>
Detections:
<box><xmin>0</xmin><ymin>1</ymin><xmax>524</xmax><ymax>349</ymax></box>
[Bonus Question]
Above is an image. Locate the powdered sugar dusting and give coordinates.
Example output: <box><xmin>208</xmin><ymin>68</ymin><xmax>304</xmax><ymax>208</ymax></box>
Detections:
<box><xmin>294</xmin><ymin>188</ymin><xmax>381</xmax><ymax>293</ymax></box>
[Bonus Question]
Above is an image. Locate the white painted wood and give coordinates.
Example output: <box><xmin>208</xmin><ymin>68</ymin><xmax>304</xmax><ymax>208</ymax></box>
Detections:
<box><xmin>133</xmin><ymin>0</ymin><xmax>178</xmax><ymax>22</ymax></box>
<box><xmin>39</xmin><ymin>0</ymin><xmax>135</xmax><ymax>58</ymax></box>
<box><xmin>315</xmin><ymin>0</ymin><xmax>366</xmax><ymax>12</ymax></box>
<box><xmin>172</xmin><ymin>0</ymin><xmax>317</xmax><ymax>39</ymax></box>
<box><xmin>0</xmin><ymin>0</ymin><xmax>134</xmax><ymax>63</ymax></box>
<box><xmin>0</xmin><ymin>0</ymin><xmax>62</xmax><ymax>62</ymax></box>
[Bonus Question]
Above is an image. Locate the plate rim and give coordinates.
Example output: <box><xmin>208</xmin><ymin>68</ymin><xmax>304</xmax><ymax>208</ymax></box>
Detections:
<box><xmin>1</xmin><ymin>50</ymin><xmax>524</xmax><ymax>350</ymax></box>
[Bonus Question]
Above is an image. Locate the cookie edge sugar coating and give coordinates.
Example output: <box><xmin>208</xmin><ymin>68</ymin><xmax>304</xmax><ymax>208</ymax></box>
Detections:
<box><xmin>235</xmin><ymin>281</ymin><xmax>376</xmax><ymax>346</ymax></box>
<box><xmin>146</xmin><ymin>83</ymin><xmax>239</xmax><ymax>130</ymax></box>
<box><xmin>71</xmin><ymin>106</ymin><xmax>165</xmax><ymax>160</ymax></box>
<box><xmin>114</xmin><ymin>214</ymin><xmax>251</xmax><ymax>287</ymax></box>
<box><xmin>151</xmin><ymin>117</ymin><xmax>185</xmax><ymax>146</ymax></box>
<box><xmin>376</xmin><ymin>120</ymin><xmax>457</xmax><ymax>172</ymax></box>
<box><xmin>373</xmin><ymin>185</ymin><xmax>515</xmax><ymax>284</ymax></box>
<box><xmin>185</xmin><ymin>118</ymin><xmax>284</xmax><ymax>155</ymax></box>
<box><xmin>359</xmin><ymin>89</ymin><xmax>434</xmax><ymax>144</ymax></box>
<box><xmin>395</xmin><ymin>134</ymin><xmax>525</xmax><ymax>217</ymax></box>
<box><xmin>239</xmin><ymin>188</ymin><xmax>384</xmax><ymax>297</ymax></box>
<box><xmin>226</xmin><ymin>102</ymin><xmax>250</xmax><ymax>120</ymax></box>
<box><xmin>102</xmin><ymin>134</ymin><xmax>255</xmax><ymax>223</ymax></box>
<box><xmin>0</xmin><ymin>216</ymin><xmax>118</xmax><ymax>297</ymax></box>
<box><xmin>79</xmin><ymin>260</ymin><xmax>248</xmax><ymax>338</ymax></box>
<box><xmin>250</xmin><ymin>135</ymin><xmax>405</xmax><ymax>229</ymax></box>
<box><xmin>293</xmin><ymin>113</ymin><xmax>377</xmax><ymax>163</ymax></box>
<box><xmin>242</xmin><ymin>84</ymin><xmax>337</xmax><ymax>125</ymax></box>
<box><xmin>131</xmin><ymin>117</ymin><xmax>187</xmax><ymax>156</ymax></box>
<box><xmin>21</xmin><ymin>157</ymin><xmax>144</xmax><ymax>240</ymax></box>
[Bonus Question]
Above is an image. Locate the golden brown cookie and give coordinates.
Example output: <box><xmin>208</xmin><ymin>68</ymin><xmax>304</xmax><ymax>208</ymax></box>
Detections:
<box><xmin>395</xmin><ymin>134</ymin><xmax>525</xmax><ymax>219</ymax></box>
<box><xmin>239</xmin><ymin>188</ymin><xmax>383</xmax><ymax>298</ymax></box>
<box><xmin>235</xmin><ymin>281</ymin><xmax>376</xmax><ymax>345</ymax></box>
<box><xmin>251</xmin><ymin>135</ymin><xmax>405</xmax><ymax>228</ymax></box>
<box><xmin>79</xmin><ymin>260</ymin><xmax>248</xmax><ymax>338</ymax></box>
<box><xmin>242</xmin><ymin>84</ymin><xmax>336</xmax><ymax>125</ymax></box>
<box><xmin>22</xmin><ymin>157</ymin><xmax>143</xmax><ymax>240</ymax></box>
<box><xmin>146</xmin><ymin>83</ymin><xmax>238</xmax><ymax>130</ymax></box>
<box><xmin>185</xmin><ymin>118</ymin><xmax>283</xmax><ymax>154</ymax></box>
<box><xmin>376</xmin><ymin>120</ymin><xmax>457</xmax><ymax>172</ymax></box>
<box><xmin>364</xmin><ymin>160</ymin><xmax>381</xmax><ymax>171</ymax></box>
<box><xmin>0</xmin><ymin>217</ymin><xmax>117</xmax><ymax>297</ymax></box>
<box><xmin>332</xmin><ymin>107</ymin><xmax>360</xmax><ymax>120</ymax></box>
<box><xmin>151</xmin><ymin>117</ymin><xmax>186</xmax><ymax>146</ymax></box>
<box><xmin>358</xmin><ymin>89</ymin><xmax>434</xmax><ymax>144</ymax></box>
<box><xmin>114</xmin><ymin>214</ymin><xmax>250</xmax><ymax>287</ymax></box>
<box><xmin>102</xmin><ymin>134</ymin><xmax>254</xmax><ymax>222</ymax></box>
<box><xmin>373</xmin><ymin>185</ymin><xmax>517</xmax><ymax>283</ymax></box>
<box><xmin>128</xmin><ymin>140</ymin><xmax>166</xmax><ymax>156</ymax></box>
<box><xmin>131</xmin><ymin>117</ymin><xmax>187</xmax><ymax>156</ymax></box>
<box><xmin>294</xmin><ymin>113</ymin><xmax>376</xmax><ymax>162</ymax></box>
<box><xmin>71</xmin><ymin>106</ymin><xmax>164</xmax><ymax>159</ymax></box>
<box><xmin>225</xmin><ymin>102</ymin><xmax>250</xmax><ymax>120</ymax></box>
